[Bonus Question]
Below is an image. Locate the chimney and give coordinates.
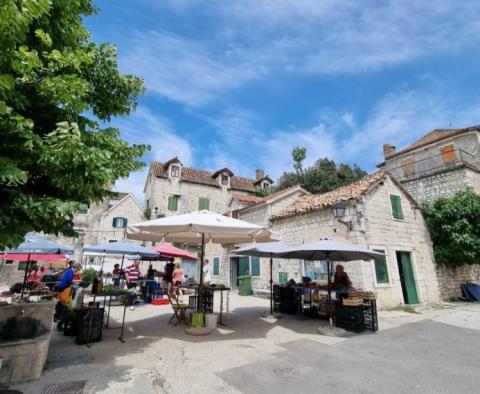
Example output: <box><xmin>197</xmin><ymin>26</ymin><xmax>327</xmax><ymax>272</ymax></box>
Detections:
<box><xmin>255</xmin><ymin>169</ymin><xmax>264</xmax><ymax>181</ymax></box>
<box><xmin>383</xmin><ymin>144</ymin><xmax>396</xmax><ymax>159</ymax></box>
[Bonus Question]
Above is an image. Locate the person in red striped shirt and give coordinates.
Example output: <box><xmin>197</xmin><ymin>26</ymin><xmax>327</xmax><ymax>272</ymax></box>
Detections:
<box><xmin>125</xmin><ymin>261</ymin><xmax>142</xmax><ymax>289</ymax></box>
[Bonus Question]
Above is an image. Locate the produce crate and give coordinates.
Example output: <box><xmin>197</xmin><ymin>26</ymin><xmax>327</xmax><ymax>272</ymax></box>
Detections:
<box><xmin>335</xmin><ymin>304</ymin><xmax>365</xmax><ymax>333</ymax></box>
<box><xmin>152</xmin><ymin>298</ymin><xmax>170</xmax><ymax>305</ymax></box>
<box><xmin>363</xmin><ymin>299</ymin><xmax>378</xmax><ymax>332</ymax></box>
<box><xmin>75</xmin><ymin>307</ymin><xmax>104</xmax><ymax>345</ymax></box>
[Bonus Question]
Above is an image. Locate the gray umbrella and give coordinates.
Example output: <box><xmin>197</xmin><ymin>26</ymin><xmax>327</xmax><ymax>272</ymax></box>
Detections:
<box><xmin>233</xmin><ymin>241</ymin><xmax>291</xmax><ymax>315</ymax></box>
<box><xmin>4</xmin><ymin>235</ymin><xmax>74</xmax><ymax>297</ymax></box>
<box><xmin>275</xmin><ymin>238</ymin><xmax>385</xmax><ymax>300</ymax></box>
<box><xmin>83</xmin><ymin>239</ymin><xmax>159</xmax><ymax>270</ymax></box>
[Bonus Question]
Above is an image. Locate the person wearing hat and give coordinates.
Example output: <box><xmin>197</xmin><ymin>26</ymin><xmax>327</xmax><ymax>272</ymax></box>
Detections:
<box><xmin>57</xmin><ymin>260</ymin><xmax>76</xmax><ymax>291</ymax></box>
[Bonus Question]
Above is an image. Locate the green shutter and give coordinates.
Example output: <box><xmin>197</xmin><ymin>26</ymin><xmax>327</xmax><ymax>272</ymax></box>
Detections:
<box><xmin>198</xmin><ymin>197</ymin><xmax>209</xmax><ymax>211</ymax></box>
<box><xmin>390</xmin><ymin>195</ymin><xmax>404</xmax><ymax>220</ymax></box>
<box><xmin>373</xmin><ymin>249</ymin><xmax>389</xmax><ymax>284</ymax></box>
<box><xmin>279</xmin><ymin>272</ymin><xmax>288</xmax><ymax>285</ymax></box>
<box><xmin>123</xmin><ymin>218</ymin><xmax>127</xmax><ymax>228</ymax></box>
<box><xmin>112</xmin><ymin>217</ymin><xmax>118</xmax><ymax>227</ymax></box>
<box><xmin>251</xmin><ymin>256</ymin><xmax>260</xmax><ymax>276</ymax></box>
<box><xmin>168</xmin><ymin>196</ymin><xmax>178</xmax><ymax>211</ymax></box>
<box><xmin>213</xmin><ymin>257</ymin><xmax>220</xmax><ymax>276</ymax></box>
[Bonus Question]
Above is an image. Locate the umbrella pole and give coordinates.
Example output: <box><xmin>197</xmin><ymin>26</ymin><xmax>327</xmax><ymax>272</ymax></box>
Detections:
<box><xmin>327</xmin><ymin>258</ymin><xmax>331</xmax><ymax>302</ymax></box>
<box><xmin>270</xmin><ymin>255</ymin><xmax>273</xmax><ymax>315</ymax></box>
<box><xmin>198</xmin><ymin>233</ymin><xmax>205</xmax><ymax>312</ymax></box>
<box><xmin>20</xmin><ymin>254</ymin><xmax>31</xmax><ymax>299</ymax></box>
<box><xmin>100</xmin><ymin>255</ymin><xmax>106</xmax><ymax>277</ymax></box>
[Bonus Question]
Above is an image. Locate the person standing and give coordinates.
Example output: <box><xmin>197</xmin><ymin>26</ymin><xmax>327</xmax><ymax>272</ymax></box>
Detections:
<box><xmin>112</xmin><ymin>263</ymin><xmax>121</xmax><ymax>286</ymax></box>
<box><xmin>163</xmin><ymin>258</ymin><xmax>175</xmax><ymax>292</ymax></box>
<box><xmin>172</xmin><ymin>263</ymin><xmax>184</xmax><ymax>295</ymax></box>
<box><xmin>125</xmin><ymin>260</ymin><xmax>141</xmax><ymax>289</ymax></box>
<box><xmin>203</xmin><ymin>259</ymin><xmax>212</xmax><ymax>285</ymax></box>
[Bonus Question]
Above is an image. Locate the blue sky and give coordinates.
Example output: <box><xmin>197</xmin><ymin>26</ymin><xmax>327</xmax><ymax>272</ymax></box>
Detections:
<box><xmin>85</xmin><ymin>1</ymin><xmax>480</xmax><ymax>199</ymax></box>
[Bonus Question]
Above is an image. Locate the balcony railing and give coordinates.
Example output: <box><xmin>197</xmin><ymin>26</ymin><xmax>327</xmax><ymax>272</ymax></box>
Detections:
<box><xmin>386</xmin><ymin>149</ymin><xmax>479</xmax><ymax>182</ymax></box>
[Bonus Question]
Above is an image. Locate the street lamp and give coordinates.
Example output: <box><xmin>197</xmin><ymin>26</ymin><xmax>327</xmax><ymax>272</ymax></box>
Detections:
<box><xmin>332</xmin><ymin>202</ymin><xmax>352</xmax><ymax>230</ymax></box>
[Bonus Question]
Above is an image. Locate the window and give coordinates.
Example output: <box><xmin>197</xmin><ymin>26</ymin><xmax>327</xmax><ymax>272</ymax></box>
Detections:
<box><xmin>170</xmin><ymin>165</ymin><xmax>181</xmax><ymax>178</ymax></box>
<box><xmin>198</xmin><ymin>197</ymin><xmax>209</xmax><ymax>210</ymax></box>
<box><xmin>279</xmin><ymin>272</ymin><xmax>288</xmax><ymax>285</ymax></box>
<box><xmin>251</xmin><ymin>256</ymin><xmax>260</xmax><ymax>276</ymax></box>
<box><xmin>440</xmin><ymin>144</ymin><xmax>456</xmax><ymax>163</ymax></box>
<box><xmin>108</xmin><ymin>239</ymin><xmax>118</xmax><ymax>243</ymax></box>
<box><xmin>78</xmin><ymin>203</ymin><xmax>89</xmax><ymax>214</ymax></box>
<box><xmin>167</xmin><ymin>195</ymin><xmax>178</xmax><ymax>211</ymax></box>
<box><xmin>221</xmin><ymin>174</ymin><xmax>229</xmax><ymax>186</ymax></box>
<box><xmin>112</xmin><ymin>217</ymin><xmax>127</xmax><ymax>228</ymax></box>
<box><xmin>373</xmin><ymin>249</ymin><xmax>389</xmax><ymax>284</ymax></box>
<box><xmin>262</xmin><ymin>182</ymin><xmax>270</xmax><ymax>189</ymax></box>
<box><xmin>390</xmin><ymin>195</ymin><xmax>404</xmax><ymax>220</ymax></box>
<box><xmin>213</xmin><ymin>257</ymin><xmax>220</xmax><ymax>276</ymax></box>
<box><xmin>146</xmin><ymin>199</ymin><xmax>150</xmax><ymax>208</ymax></box>
<box><xmin>400</xmin><ymin>157</ymin><xmax>415</xmax><ymax>177</ymax></box>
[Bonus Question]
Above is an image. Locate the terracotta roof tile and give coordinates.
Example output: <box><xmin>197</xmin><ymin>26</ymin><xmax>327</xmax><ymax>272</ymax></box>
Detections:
<box><xmin>151</xmin><ymin>161</ymin><xmax>257</xmax><ymax>192</ymax></box>
<box><xmin>271</xmin><ymin>172</ymin><xmax>386</xmax><ymax>220</ymax></box>
<box><xmin>231</xmin><ymin>193</ymin><xmax>265</xmax><ymax>205</ymax></box>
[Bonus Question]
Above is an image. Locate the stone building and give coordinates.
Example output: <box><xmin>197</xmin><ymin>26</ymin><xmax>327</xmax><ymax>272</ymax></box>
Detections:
<box><xmin>143</xmin><ymin>157</ymin><xmax>273</xmax><ymax>218</ymax></box>
<box><xmin>207</xmin><ymin>172</ymin><xmax>440</xmax><ymax>309</ymax></box>
<box><xmin>379</xmin><ymin>125</ymin><xmax>480</xmax><ymax>300</ymax></box>
<box><xmin>269</xmin><ymin>172</ymin><xmax>440</xmax><ymax>308</ymax></box>
<box><xmin>378</xmin><ymin>125</ymin><xmax>480</xmax><ymax>203</ymax></box>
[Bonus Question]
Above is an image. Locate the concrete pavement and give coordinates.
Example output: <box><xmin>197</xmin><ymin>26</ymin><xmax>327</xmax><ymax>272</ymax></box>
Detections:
<box><xmin>9</xmin><ymin>295</ymin><xmax>480</xmax><ymax>393</ymax></box>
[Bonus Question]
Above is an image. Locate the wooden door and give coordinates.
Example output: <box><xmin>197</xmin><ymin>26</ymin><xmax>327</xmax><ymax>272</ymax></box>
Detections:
<box><xmin>396</xmin><ymin>252</ymin><xmax>419</xmax><ymax>304</ymax></box>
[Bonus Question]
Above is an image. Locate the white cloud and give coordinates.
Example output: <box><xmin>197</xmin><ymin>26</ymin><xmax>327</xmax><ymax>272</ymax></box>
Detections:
<box><xmin>121</xmin><ymin>31</ymin><xmax>265</xmax><ymax>106</ymax></box>
<box><xmin>112</xmin><ymin>106</ymin><xmax>194</xmax><ymax>201</ymax></box>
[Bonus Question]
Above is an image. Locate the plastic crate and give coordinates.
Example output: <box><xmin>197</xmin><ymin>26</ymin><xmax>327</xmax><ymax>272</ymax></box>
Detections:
<box><xmin>152</xmin><ymin>298</ymin><xmax>170</xmax><ymax>305</ymax></box>
<box><xmin>75</xmin><ymin>308</ymin><xmax>104</xmax><ymax>345</ymax></box>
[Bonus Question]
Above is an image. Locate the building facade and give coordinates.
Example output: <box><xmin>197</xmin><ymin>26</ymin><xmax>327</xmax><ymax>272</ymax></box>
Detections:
<box><xmin>379</xmin><ymin>125</ymin><xmax>480</xmax><ymax>300</ymax></box>
<box><xmin>378</xmin><ymin>125</ymin><xmax>480</xmax><ymax>203</ymax></box>
<box><xmin>144</xmin><ymin>158</ymin><xmax>273</xmax><ymax>218</ymax></box>
<box><xmin>207</xmin><ymin>173</ymin><xmax>440</xmax><ymax>309</ymax></box>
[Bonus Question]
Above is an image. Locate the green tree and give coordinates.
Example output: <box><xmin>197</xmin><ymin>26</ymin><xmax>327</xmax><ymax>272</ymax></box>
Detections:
<box><xmin>423</xmin><ymin>189</ymin><xmax>480</xmax><ymax>267</ymax></box>
<box><xmin>0</xmin><ymin>1</ymin><xmax>149</xmax><ymax>248</ymax></box>
<box><xmin>276</xmin><ymin>149</ymin><xmax>367</xmax><ymax>194</ymax></box>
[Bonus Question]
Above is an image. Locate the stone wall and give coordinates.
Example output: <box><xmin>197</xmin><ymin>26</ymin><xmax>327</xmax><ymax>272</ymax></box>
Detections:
<box><xmin>401</xmin><ymin>167</ymin><xmax>476</xmax><ymax>204</ymax></box>
<box><xmin>435</xmin><ymin>264</ymin><xmax>480</xmax><ymax>300</ymax></box>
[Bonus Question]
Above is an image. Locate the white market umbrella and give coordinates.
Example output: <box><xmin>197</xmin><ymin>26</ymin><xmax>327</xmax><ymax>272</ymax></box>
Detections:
<box><xmin>127</xmin><ymin>211</ymin><xmax>276</xmax><ymax>309</ymax></box>
<box><xmin>233</xmin><ymin>241</ymin><xmax>292</xmax><ymax>315</ymax></box>
<box><xmin>276</xmin><ymin>238</ymin><xmax>385</xmax><ymax>300</ymax></box>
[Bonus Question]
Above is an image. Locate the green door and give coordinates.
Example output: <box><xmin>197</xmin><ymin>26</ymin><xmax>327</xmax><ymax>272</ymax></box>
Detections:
<box><xmin>239</xmin><ymin>256</ymin><xmax>250</xmax><ymax>276</ymax></box>
<box><xmin>396</xmin><ymin>252</ymin><xmax>419</xmax><ymax>304</ymax></box>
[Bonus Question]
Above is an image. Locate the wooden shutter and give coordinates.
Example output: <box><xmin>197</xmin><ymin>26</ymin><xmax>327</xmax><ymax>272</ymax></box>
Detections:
<box><xmin>400</xmin><ymin>158</ymin><xmax>414</xmax><ymax>177</ymax></box>
<box><xmin>123</xmin><ymin>218</ymin><xmax>127</xmax><ymax>228</ymax></box>
<box><xmin>279</xmin><ymin>272</ymin><xmax>288</xmax><ymax>285</ymax></box>
<box><xmin>168</xmin><ymin>196</ymin><xmax>178</xmax><ymax>211</ymax></box>
<box><xmin>390</xmin><ymin>195</ymin><xmax>404</xmax><ymax>220</ymax></box>
<box><xmin>213</xmin><ymin>257</ymin><xmax>220</xmax><ymax>276</ymax></box>
<box><xmin>251</xmin><ymin>256</ymin><xmax>260</xmax><ymax>276</ymax></box>
<box><xmin>373</xmin><ymin>249</ymin><xmax>389</xmax><ymax>284</ymax></box>
<box><xmin>198</xmin><ymin>197</ymin><xmax>209</xmax><ymax>211</ymax></box>
<box><xmin>239</xmin><ymin>257</ymin><xmax>250</xmax><ymax>275</ymax></box>
<box><xmin>440</xmin><ymin>144</ymin><xmax>456</xmax><ymax>163</ymax></box>
<box><xmin>112</xmin><ymin>217</ymin><xmax>118</xmax><ymax>227</ymax></box>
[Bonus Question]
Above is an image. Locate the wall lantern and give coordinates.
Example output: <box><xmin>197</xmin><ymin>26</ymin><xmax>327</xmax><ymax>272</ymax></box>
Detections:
<box><xmin>154</xmin><ymin>207</ymin><xmax>159</xmax><ymax>217</ymax></box>
<box><xmin>332</xmin><ymin>202</ymin><xmax>346</xmax><ymax>219</ymax></box>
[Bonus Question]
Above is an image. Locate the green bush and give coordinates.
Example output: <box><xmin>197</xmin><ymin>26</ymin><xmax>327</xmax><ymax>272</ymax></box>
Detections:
<box><xmin>423</xmin><ymin>189</ymin><xmax>480</xmax><ymax>267</ymax></box>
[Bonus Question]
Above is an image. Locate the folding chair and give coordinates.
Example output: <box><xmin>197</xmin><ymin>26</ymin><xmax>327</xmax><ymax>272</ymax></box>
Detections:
<box><xmin>167</xmin><ymin>292</ymin><xmax>189</xmax><ymax>326</ymax></box>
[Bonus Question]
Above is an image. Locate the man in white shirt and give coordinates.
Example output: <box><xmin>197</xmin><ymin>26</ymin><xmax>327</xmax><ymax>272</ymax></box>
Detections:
<box><xmin>203</xmin><ymin>259</ymin><xmax>212</xmax><ymax>284</ymax></box>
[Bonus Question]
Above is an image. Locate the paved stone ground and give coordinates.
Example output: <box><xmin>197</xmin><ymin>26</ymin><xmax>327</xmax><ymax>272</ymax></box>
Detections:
<box><xmin>8</xmin><ymin>295</ymin><xmax>480</xmax><ymax>394</ymax></box>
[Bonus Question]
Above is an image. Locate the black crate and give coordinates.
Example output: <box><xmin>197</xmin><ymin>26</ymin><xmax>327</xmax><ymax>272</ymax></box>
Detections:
<box><xmin>363</xmin><ymin>299</ymin><xmax>378</xmax><ymax>332</ymax></box>
<box><xmin>335</xmin><ymin>304</ymin><xmax>366</xmax><ymax>333</ymax></box>
<box><xmin>75</xmin><ymin>308</ymin><xmax>104</xmax><ymax>345</ymax></box>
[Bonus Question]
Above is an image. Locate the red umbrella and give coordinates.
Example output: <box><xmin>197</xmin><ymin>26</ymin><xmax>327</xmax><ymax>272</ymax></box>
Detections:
<box><xmin>150</xmin><ymin>244</ymin><xmax>197</xmax><ymax>260</ymax></box>
<box><xmin>1</xmin><ymin>253</ymin><xmax>68</xmax><ymax>261</ymax></box>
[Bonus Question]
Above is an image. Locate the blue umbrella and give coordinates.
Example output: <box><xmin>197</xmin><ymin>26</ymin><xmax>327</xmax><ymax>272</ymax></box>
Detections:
<box><xmin>3</xmin><ymin>235</ymin><xmax>74</xmax><ymax>297</ymax></box>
